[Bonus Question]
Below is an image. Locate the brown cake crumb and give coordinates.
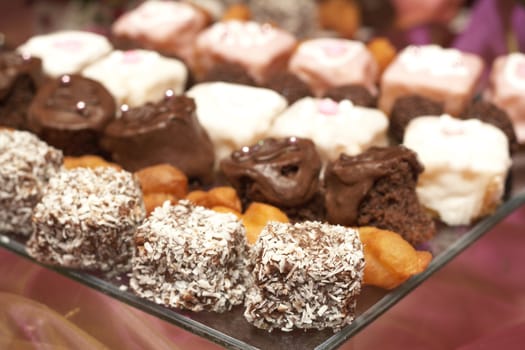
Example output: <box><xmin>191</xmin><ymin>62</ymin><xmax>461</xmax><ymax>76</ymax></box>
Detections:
<box><xmin>244</xmin><ymin>221</ymin><xmax>364</xmax><ymax>332</ymax></box>
<box><xmin>324</xmin><ymin>84</ymin><xmax>377</xmax><ymax>108</ymax></box>
<box><xmin>389</xmin><ymin>94</ymin><xmax>444</xmax><ymax>143</ymax></box>
<box><xmin>200</xmin><ymin>62</ymin><xmax>257</xmax><ymax>86</ymax></box>
<box><xmin>130</xmin><ymin>200</ymin><xmax>249</xmax><ymax>313</ymax></box>
<box><xmin>265</xmin><ymin>72</ymin><xmax>313</xmax><ymax>104</ymax></box>
<box><xmin>461</xmin><ymin>100</ymin><xmax>518</xmax><ymax>153</ymax></box>
<box><xmin>26</xmin><ymin>167</ymin><xmax>145</xmax><ymax>273</ymax></box>
<box><xmin>0</xmin><ymin>129</ymin><xmax>62</xmax><ymax>236</ymax></box>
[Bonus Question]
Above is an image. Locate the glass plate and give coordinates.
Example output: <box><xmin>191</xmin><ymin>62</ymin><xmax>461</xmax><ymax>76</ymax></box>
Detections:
<box><xmin>1</xmin><ymin>151</ymin><xmax>524</xmax><ymax>350</ymax></box>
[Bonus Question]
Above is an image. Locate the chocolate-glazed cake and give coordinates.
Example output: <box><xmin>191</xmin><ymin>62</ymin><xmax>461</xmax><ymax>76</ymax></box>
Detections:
<box><xmin>264</xmin><ymin>71</ymin><xmax>313</xmax><ymax>104</ymax></box>
<box><xmin>0</xmin><ymin>129</ymin><xmax>62</xmax><ymax>236</ymax></box>
<box><xmin>0</xmin><ymin>51</ymin><xmax>43</xmax><ymax>130</ymax></box>
<box><xmin>28</xmin><ymin>74</ymin><xmax>116</xmax><ymax>156</ymax></box>
<box><xmin>323</xmin><ymin>84</ymin><xmax>377</xmax><ymax>108</ymax></box>
<box><xmin>324</xmin><ymin>146</ymin><xmax>436</xmax><ymax>246</ymax></box>
<box><xmin>101</xmin><ymin>94</ymin><xmax>215</xmax><ymax>183</ymax></box>
<box><xmin>26</xmin><ymin>167</ymin><xmax>145</xmax><ymax>273</ymax></box>
<box><xmin>200</xmin><ymin>62</ymin><xmax>257</xmax><ymax>87</ymax></box>
<box><xmin>220</xmin><ymin>137</ymin><xmax>322</xmax><ymax>208</ymax></box>
<box><xmin>389</xmin><ymin>94</ymin><xmax>444</xmax><ymax>143</ymax></box>
<box><xmin>461</xmin><ymin>100</ymin><xmax>518</xmax><ymax>154</ymax></box>
<box><xmin>244</xmin><ymin>221</ymin><xmax>364</xmax><ymax>332</ymax></box>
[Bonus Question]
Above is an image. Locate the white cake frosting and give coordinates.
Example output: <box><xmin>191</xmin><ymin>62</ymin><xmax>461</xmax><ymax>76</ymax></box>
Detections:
<box><xmin>186</xmin><ymin>82</ymin><xmax>288</xmax><ymax>161</ymax></box>
<box><xmin>398</xmin><ymin>45</ymin><xmax>469</xmax><ymax>77</ymax></box>
<box><xmin>269</xmin><ymin>97</ymin><xmax>388</xmax><ymax>161</ymax></box>
<box><xmin>503</xmin><ymin>53</ymin><xmax>525</xmax><ymax>91</ymax></box>
<box><xmin>403</xmin><ymin>114</ymin><xmax>512</xmax><ymax>226</ymax></box>
<box><xmin>17</xmin><ymin>30</ymin><xmax>112</xmax><ymax>77</ymax></box>
<box><xmin>82</xmin><ymin>49</ymin><xmax>187</xmax><ymax>107</ymax></box>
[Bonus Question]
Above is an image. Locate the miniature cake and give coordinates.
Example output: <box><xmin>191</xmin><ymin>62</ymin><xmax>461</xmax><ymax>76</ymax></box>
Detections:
<box><xmin>111</xmin><ymin>0</ymin><xmax>209</xmax><ymax>63</ymax></box>
<box><xmin>461</xmin><ymin>101</ymin><xmax>518</xmax><ymax>154</ymax></box>
<box><xmin>324</xmin><ymin>146</ymin><xmax>436</xmax><ymax>246</ymax></box>
<box><xmin>194</xmin><ymin>20</ymin><xmax>297</xmax><ymax>83</ymax></box>
<box><xmin>101</xmin><ymin>94</ymin><xmax>215</xmax><ymax>183</ymax></box>
<box><xmin>17</xmin><ymin>30</ymin><xmax>112</xmax><ymax>77</ymax></box>
<box><xmin>130</xmin><ymin>200</ymin><xmax>249</xmax><ymax>313</ymax></box>
<box><xmin>244</xmin><ymin>221</ymin><xmax>364</xmax><ymax>332</ymax></box>
<box><xmin>28</xmin><ymin>74</ymin><xmax>116</xmax><ymax>156</ymax></box>
<box><xmin>26</xmin><ymin>167</ymin><xmax>145</xmax><ymax>273</ymax></box>
<box><xmin>0</xmin><ymin>129</ymin><xmax>63</xmax><ymax>236</ymax></box>
<box><xmin>389</xmin><ymin>95</ymin><xmax>444</xmax><ymax>143</ymax></box>
<box><xmin>379</xmin><ymin>45</ymin><xmax>483</xmax><ymax>116</ymax></box>
<box><xmin>264</xmin><ymin>71</ymin><xmax>313</xmax><ymax>105</ymax></box>
<box><xmin>186</xmin><ymin>82</ymin><xmax>288</xmax><ymax>161</ymax></box>
<box><xmin>403</xmin><ymin>115</ymin><xmax>512</xmax><ymax>226</ymax></box>
<box><xmin>485</xmin><ymin>53</ymin><xmax>525</xmax><ymax>143</ymax></box>
<box><xmin>82</xmin><ymin>49</ymin><xmax>188</xmax><ymax>107</ymax></box>
<box><xmin>0</xmin><ymin>51</ymin><xmax>43</xmax><ymax>130</ymax></box>
<box><xmin>324</xmin><ymin>84</ymin><xmax>377</xmax><ymax>108</ymax></box>
<box><xmin>220</xmin><ymin>137</ymin><xmax>322</xmax><ymax>208</ymax></box>
<box><xmin>269</xmin><ymin>97</ymin><xmax>388</xmax><ymax>162</ymax></box>
<box><xmin>288</xmin><ymin>38</ymin><xmax>378</xmax><ymax>96</ymax></box>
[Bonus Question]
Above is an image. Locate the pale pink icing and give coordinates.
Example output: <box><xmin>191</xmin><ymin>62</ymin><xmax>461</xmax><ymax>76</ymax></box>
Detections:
<box><xmin>52</xmin><ymin>39</ymin><xmax>84</xmax><ymax>51</ymax></box>
<box><xmin>112</xmin><ymin>0</ymin><xmax>207</xmax><ymax>63</ymax></box>
<box><xmin>288</xmin><ymin>38</ymin><xmax>378</xmax><ymax>96</ymax></box>
<box><xmin>379</xmin><ymin>45</ymin><xmax>483</xmax><ymax>116</ymax></box>
<box><xmin>121</xmin><ymin>50</ymin><xmax>142</xmax><ymax>64</ymax></box>
<box><xmin>485</xmin><ymin>53</ymin><xmax>525</xmax><ymax>142</ymax></box>
<box><xmin>195</xmin><ymin>20</ymin><xmax>297</xmax><ymax>83</ymax></box>
<box><xmin>317</xmin><ymin>98</ymin><xmax>340</xmax><ymax>115</ymax></box>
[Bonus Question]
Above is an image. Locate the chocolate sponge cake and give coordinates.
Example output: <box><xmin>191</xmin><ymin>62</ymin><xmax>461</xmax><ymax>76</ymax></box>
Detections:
<box><xmin>101</xmin><ymin>94</ymin><xmax>215</xmax><ymax>183</ymax></box>
<box><xmin>0</xmin><ymin>51</ymin><xmax>43</xmax><ymax>130</ymax></box>
<box><xmin>28</xmin><ymin>74</ymin><xmax>116</xmax><ymax>156</ymax></box>
<box><xmin>324</xmin><ymin>145</ymin><xmax>436</xmax><ymax>245</ymax></box>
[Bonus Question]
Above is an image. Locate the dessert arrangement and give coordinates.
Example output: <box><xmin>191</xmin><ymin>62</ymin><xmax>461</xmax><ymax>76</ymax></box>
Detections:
<box><xmin>0</xmin><ymin>0</ymin><xmax>522</xmax><ymax>344</ymax></box>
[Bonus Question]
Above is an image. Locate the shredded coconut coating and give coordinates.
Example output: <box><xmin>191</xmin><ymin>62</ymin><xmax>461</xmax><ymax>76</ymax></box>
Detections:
<box><xmin>130</xmin><ymin>200</ymin><xmax>250</xmax><ymax>313</ymax></box>
<box><xmin>0</xmin><ymin>130</ymin><xmax>63</xmax><ymax>236</ymax></box>
<box><xmin>244</xmin><ymin>221</ymin><xmax>365</xmax><ymax>332</ymax></box>
<box><xmin>26</xmin><ymin>167</ymin><xmax>145</xmax><ymax>273</ymax></box>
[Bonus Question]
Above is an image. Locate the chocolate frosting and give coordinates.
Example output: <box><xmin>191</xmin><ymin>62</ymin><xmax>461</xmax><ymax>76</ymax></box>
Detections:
<box><xmin>220</xmin><ymin>137</ymin><xmax>321</xmax><ymax>207</ymax></box>
<box><xmin>28</xmin><ymin>74</ymin><xmax>116</xmax><ymax>155</ymax></box>
<box><xmin>0</xmin><ymin>51</ymin><xmax>43</xmax><ymax>100</ymax></box>
<box><xmin>102</xmin><ymin>94</ymin><xmax>215</xmax><ymax>183</ymax></box>
<box><xmin>324</xmin><ymin>146</ymin><xmax>423</xmax><ymax>226</ymax></box>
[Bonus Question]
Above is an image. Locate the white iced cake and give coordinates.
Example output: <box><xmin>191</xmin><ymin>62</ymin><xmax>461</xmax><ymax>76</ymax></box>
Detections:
<box><xmin>403</xmin><ymin>114</ymin><xmax>512</xmax><ymax>225</ymax></box>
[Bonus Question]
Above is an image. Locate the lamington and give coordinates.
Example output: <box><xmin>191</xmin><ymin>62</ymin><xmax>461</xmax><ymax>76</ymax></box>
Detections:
<box><xmin>26</xmin><ymin>167</ymin><xmax>145</xmax><ymax>273</ymax></box>
<box><xmin>186</xmin><ymin>82</ymin><xmax>287</xmax><ymax>161</ymax></box>
<box><xmin>0</xmin><ymin>129</ymin><xmax>62</xmax><ymax>236</ymax></box>
<box><xmin>130</xmin><ymin>200</ymin><xmax>249</xmax><ymax>313</ymax></box>
<box><xmin>403</xmin><ymin>114</ymin><xmax>512</xmax><ymax>226</ymax></box>
<box><xmin>0</xmin><ymin>51</ymin><xmax>43</xmax><ymax>130</ymax></box>
<box><xmin>17</xmin><ymin>30</ymin><xmax>112</xmax><ymax>77</ymax></box>
<box><xmin>244</xmin><ymin>221</ymin><xmax>364</xmax><ymax>332</ymax></box>
<box><xmin>83</xmin><ymin>49</ymin><xmax>188</xmax><ymax>107</ymax></box>
<box><xmin>269</xmin><ymin>97</ymin><xmax>388</xmax><ymax>162</ymax></box>
<box><xmin>379</xmin><ymin>45</ymin><xmax>483</xmax><ymax>116</ymax></box>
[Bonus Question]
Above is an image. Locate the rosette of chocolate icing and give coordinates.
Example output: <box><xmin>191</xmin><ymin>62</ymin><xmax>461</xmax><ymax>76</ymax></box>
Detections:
<box><xmin>102</xmin><ymin>93</ymin><xmax>215</xmax><ymax>183</ymax></box>
<box><xmin>220</xmin><ymin>137</ymin><xmax>321</xmax><ymax>207</ymax></box>
<box><xmin>28</xmin><ymin>74</ymin><xmax>115</xmax><ymax>155</ymax></box>
<box><xmin>0</xmin><ymin>51</ymin><xmax>43</xmax><ymax>129</ymax></box>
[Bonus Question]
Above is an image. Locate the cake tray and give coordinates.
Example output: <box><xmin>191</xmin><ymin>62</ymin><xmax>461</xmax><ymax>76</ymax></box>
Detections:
<box><xmin>1</xmin><ymin>151</ymin><xmax>524</xmax><ymax>350</ymax></box>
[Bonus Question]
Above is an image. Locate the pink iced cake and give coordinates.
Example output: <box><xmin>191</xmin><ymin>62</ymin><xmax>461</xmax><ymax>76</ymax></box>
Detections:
<box><xmin>194</xmin><ymin>20</ymin><xmax>296</xmax><ymax>83</ymax></box>
<box><xmin>485</xmin><ymin>52</ymin><xmax>525</xmax><ymax>143</ymax></box>
<box><xmin>379</xmin><ymin>45</ymin><xmax>483</xmax><ymax>116</ymax></box>
<box><xmin>112</xmin><ymin>0</ymin><xmax>209</xmax><ymax>63</ymax></box>
<box><xmin>289</xmin><ymin>38</ymin><xmax>378</xmax><ymax>96</ymax></box>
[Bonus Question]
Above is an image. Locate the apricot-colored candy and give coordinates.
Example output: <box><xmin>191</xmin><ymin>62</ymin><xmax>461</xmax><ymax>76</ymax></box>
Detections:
<box><xmin>63</xmin><ymin>155</ymin><xmax>121</xmax><ymax>171</ymax></box>
<box><xmin>242</xmin><ymin>202</ymin><xmax>289</xmax><ymax>245</ymax></box>
<box><xmin>135</xmin><ymin>164</ymin><xmax>188</xmax><ymax>199</ymax></box>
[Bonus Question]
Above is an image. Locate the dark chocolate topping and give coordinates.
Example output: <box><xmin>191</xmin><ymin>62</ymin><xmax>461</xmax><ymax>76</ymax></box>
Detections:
<box><xmin>200</xmin><ymin>62</ymin><xmax>257</xmax><ymax>86</ymax></box>
<box><xmin>265</xmin><ymin>71</ymin><xmax>313</xmax><ymax>105</ymax></box>
<box><xmin>389</xmin><ymin>94</ymin><xmax>444</xmax><ymax>143</ymax></box>
<box><xmin>29</xmin><ymin>74</ymin><xmax>115</xmax><ymax>131</ymax></box>
<box><xmin>461</xmin><ymin>100</ymin><xmax>518</xmax><ymax>154</ymax></box>
<box><xmin>102</xmin><ymin>94</ymin><xmax>215</xmax><ymax>182</ymax></box>
<box><xmin>324</xmin><ymin>145</ymin><xmax>423</xmax><ymax>226</ymax></box>
<box><xmin>221</xmin><ymin>137</ymin><xmax>321</xmax><ymax>207</ymax></box>
<box><xmin>0</xmin><ymin>51</ymin><xmax>42</xmax><ymax>100</ymax></box>
<box><xmin>323</xmin><ymin>84</ymin><xmax>377</xmax><ymax>108</ymax></box>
